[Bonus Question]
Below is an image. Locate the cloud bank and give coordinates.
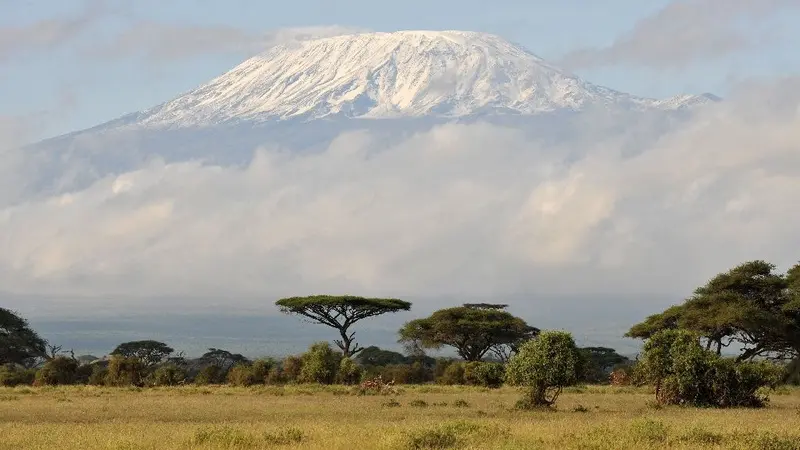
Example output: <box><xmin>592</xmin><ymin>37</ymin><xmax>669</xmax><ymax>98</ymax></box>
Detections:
<box><xmin>1</xmin><ymin>76</ymin><xmax>799</xmax><ymax>315</ymax></box>
<box><xmin>93</xmin><ymin>24</ymin><xmax>367</xmax><ymax>62</ymax></box>
<box><xmin>560</xmin><ymin>0</ymin><xmax>800</xmax><ymax>69</ymax></box>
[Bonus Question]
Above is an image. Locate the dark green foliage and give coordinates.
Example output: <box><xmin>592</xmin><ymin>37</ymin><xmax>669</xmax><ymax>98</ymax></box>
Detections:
<box><xmin>438</xmin><ymin>362</ymin><xmax>465</xmax><ymax>385</ymax></box>
<box><xmin>110</xmin><ymin>341</ymin><xmax>174</xmax><ymax>367</ymax></box>
<box><xmin>227</xmin><ymin>364</ymin><xmax>259</xmax><ymax>387</ymax></box>
<box><xmin>337</xmin><ymin>357</ymin><xmax>362</xmax><ymax>385</ymax></box>
<box><xmin>275</xmin><ymin>295</ymin><xmax>412</xmax><ymax>356</ymax></box>
<box><xmin>199</xmin><ymin>348</ymin><xmax>248</xmax><ymax>372</ymax></box>
<box><xmin>363</xmin><ymin>362</ymin><xmax>432</xmax><ymax>384</ymax></box>
<box><xmin>223</xmin><ymin>358</ymin><xmax>275</xmax><ymax>386</ymax></box>
<box><xmin>0</xmin><ymin>363</ymin><xmax>36</xmax><ymax>386</ymax></box>
<box><xmin>398</xmin><ymin>304</ymin><xmax>538</xmax><ymax>361</ymax></box>
<box><xmin>194</xmin><ymin>365</ymin><xmax>223</xmax><ymax>385</ymax></box>
<box><xmin>463</xmin><ymin>361</ymin><xmax>505</xmax><ymax>388</ymax></box>
<box><xmin>299</xmin><ymin>342</ymin><xmax>342</xmax><ymax>384</ymax></box>
<box><xmin>0</xmin><ymin>308</ymin><xmax>47</xmax><ymax>367</ymax></box>
<box><xmin>506</xmin><ymin>330</ymin><xmax>581</xmax><ymax>407</ymax></box>
<box><xmin>578</xmin><ymin>347</ymin><xmax>631</xmax><ymax>383</ymax></box>
<box><xmin>638</xmin><ymin>329</ymin><xmax>784</xmax><ymax>407</ymax></box>
<box><xmin>34</xmin><ymin>356</ymin><xmax>79</xmax><ymax>386</ymax></box>
<box><xmin>87</xmin><ymin>366</ymin><xmax>108</xmax><ymax>386</ymax></box>
<box><xmin>105</xmin><ymin>355</ymin><xmax>145</xmax><ymax>387</ymax></box>
<box><xmin>149</xmin><ymin>364</ymin><xmax>187</xmax><ymax>386</ymax></box>
<box><xmin>251</xmin><ymin>359</ymin><xmax>275</xmax><ymax>383</ymax></box>
<box><xmin>280</xmin><ymin>356</ymin><xmax>304</xmax><ymax>383</ymax></box>
<box><xmin>627</xmin><ymin>260</ymin><xmax>800</xmax><ymax>362</ymax></box>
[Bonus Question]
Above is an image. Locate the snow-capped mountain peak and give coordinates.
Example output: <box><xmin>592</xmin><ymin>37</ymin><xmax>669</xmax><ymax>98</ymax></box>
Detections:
<box><xmin>127</xmin><ymin>30</ymin><xmax>717</xmax><ymax>128</ymax></box>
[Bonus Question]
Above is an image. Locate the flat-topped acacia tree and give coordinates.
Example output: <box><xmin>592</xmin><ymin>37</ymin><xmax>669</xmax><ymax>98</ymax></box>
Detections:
<box><xmin>275</xmin><ymin>295</ymin><xmax>412</xmax><ymax>357</ymax></box>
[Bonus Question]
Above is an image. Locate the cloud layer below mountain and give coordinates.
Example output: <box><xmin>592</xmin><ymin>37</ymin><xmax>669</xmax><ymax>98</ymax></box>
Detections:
<box><xmin>1</xmin><ymin>76</ymin><xmax>799</xmax><ymax>315</ymax></box>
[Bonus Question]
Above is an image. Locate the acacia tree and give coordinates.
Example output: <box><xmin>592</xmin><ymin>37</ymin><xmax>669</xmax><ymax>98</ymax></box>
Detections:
<box><xmin>0</xmin><ymin>307</ymin><xmax>47</xmax><ymax>367</ymax></box>
<box><xmin>275</xmin><ymin>295</ymin><xmax>412</xmax><ymax>357</ymax></box>
<box><xmin>111</xmin><ymin>340</ymin><xmax>174</xmax><ymax>367</ymax></box>
<box><xmin>398</xmin><ymin>304</ymin><xmax>538</xmax><ymax>361</ymax></box>
<box><xmin>626</xmin><ymin>260</ymin><xmax>800</xmax><ymax>362</ymax></box>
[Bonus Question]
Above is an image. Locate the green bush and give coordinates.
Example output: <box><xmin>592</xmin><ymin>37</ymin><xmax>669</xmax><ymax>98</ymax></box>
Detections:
<box><xmin>299</xmin><ymin>342</ymin><xmax>341</xmax><ymax>384</ymax></box>
<box><xmin>194</xmin><ymin>365</ymin><xmax>223</xmax><ymax>385</ymax></box>
<box><xmin>505</xmin><ymin>330</ymin><xmax>581</xmax><ymax>407</ymax></box>
<box><xmin>265</xmin><ymin>366</ymin><xmax>287</xmax><ymax>385</ymax></box>
<box><xmin>463</xmin><ymin>362</ymin><xmax>505</xmax><ymax>388</ymax></box>
<box><xmin>337</xmin><ymin>357</ymin><xmax>362</xmax><ymax>385</ymax></box>
<box><xmin>280</xmin><ymin>356</ymin><xmax>303</xmax><ymax>383</ymax></box>
<box><xmin>34</xmin><ymin>356</ymin><xmax>80</xmax><ymax>386</ymax></box>
<box><xmin>433</xmin><ymin>358</ymin><xmax>456</xmax><ymax>381</ymax></box>
<box><xmin>0</xmin><ymin>364</ymin><xmax>36</xmax><ymax>387</ymax></box>
<box><xmin>227</xmin><ymin>364</ymin><xmax>258</xmax><ymax>387</ymax></box>
<box><xmin>638</xmin><ymin>329</ymin><xmax>785</xmax><ymax>407</ymax></box>
<box><xmin>438</xmin><ymin>362</ymin><xmax>465</xmax><ymax>385</ymax></box>
<box><xmin>251</xmin><ymin>359</ymin><xmax>275</xmax><ymax>384</ymax></box>
<box><xmin>105</xmin><ymin>356</ymin><xmax>145</xmax><ymax>387</ymax></box>
<box><xmin>149</xmin><ymin>364</ymin><xmax>187</xmax><ymax>386</ymax></box>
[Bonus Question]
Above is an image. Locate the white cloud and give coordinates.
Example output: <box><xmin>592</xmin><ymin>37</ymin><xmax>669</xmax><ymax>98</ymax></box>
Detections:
<box><xmin>0</xmin><ymin>78</ymin><xmax>799</xmax><ymax>313</ymax></box>
<box><xmin>559</xmin><ymin>0</ymin><xmax>799</xmax><ymax>70</ymax></box>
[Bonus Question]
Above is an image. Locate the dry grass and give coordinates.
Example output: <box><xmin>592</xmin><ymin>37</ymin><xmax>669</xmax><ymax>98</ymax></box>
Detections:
<box><xmin>1</xmin><ymin>384</ymin><xmax>799</xmax><ymax>449</ymax></box>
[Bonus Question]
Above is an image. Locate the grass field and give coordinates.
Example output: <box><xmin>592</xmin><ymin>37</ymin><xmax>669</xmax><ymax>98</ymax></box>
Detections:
<box><xmin>1</xmin><ymin>385</ymin><xmax>799</xmax><ymax>450</ymax></box>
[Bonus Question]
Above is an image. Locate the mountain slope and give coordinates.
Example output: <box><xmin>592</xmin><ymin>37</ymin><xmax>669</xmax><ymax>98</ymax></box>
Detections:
<box><xmin>118</xmin><ymin>30</ymin><xmax>716</xmax><ymax>128</ymax></box>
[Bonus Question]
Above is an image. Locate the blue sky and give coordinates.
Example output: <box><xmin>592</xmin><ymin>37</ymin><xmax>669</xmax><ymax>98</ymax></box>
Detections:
<box><xmin>2</xmin><ymin>0</ymin><xmax>799</xmax><ymax>139</ymax></box>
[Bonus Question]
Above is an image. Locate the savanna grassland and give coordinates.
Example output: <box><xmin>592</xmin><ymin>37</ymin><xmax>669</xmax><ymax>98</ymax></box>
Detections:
<box><xmin>1</xmin><ymin>385</ymin><xmax>799</xmax><ymax>450</ymax></box>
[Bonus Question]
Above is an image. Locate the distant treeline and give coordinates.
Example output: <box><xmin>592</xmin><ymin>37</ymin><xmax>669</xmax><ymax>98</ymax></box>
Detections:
<box><xmin>1</xmin><ymin>259</ymin><xmax>799</xmax><ymax>408</ymax></box>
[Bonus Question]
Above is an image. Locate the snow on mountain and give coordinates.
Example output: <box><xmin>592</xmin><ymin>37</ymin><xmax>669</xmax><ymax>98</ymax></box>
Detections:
<box><xmin>121</xmin><ymin>30</ymin><xmax>716</xmax><ymax>128</ymax></box>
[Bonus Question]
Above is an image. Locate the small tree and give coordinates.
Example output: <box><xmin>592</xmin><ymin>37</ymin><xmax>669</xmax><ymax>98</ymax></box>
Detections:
<box><xmin>275</xmin><ymin>295</ymin><xmax>412</xmax><ymax>356</ymax></box>
<box><xmin>199</xmin><ymin>348</ymin><xmax>249</xmax><ymax>372</ymax></box>
<box><xmin>111</xmin><ymin>341</ymin><xmax>174</xmax><ymax>368</ymax></box>
<box><xmin>105</xmin><ymin>356</ymin><xmax>145</xmax><ymax>387</ymax></box>
<box><xmin>505</xmin><ymin>330</ymin><xmax>581</xmax><ymax>408</ymax></box>
<box><xmin>34</xmin><ymin>356</ymin><xmax>80</xmax><ymax>386</ymax></box>
<box><xmin>398</xmin><ymin>304</ymin><xmax>538</xmax><ymax>361</ymax></box>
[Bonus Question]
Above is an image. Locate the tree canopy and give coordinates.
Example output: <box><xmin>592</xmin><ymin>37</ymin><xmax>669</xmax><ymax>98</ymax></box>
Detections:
<box><xmin>505</xmin><ymin>330</ymin><xmax>581</xmax><ymax>407</ymax></box>
<box><xmin>626</xmin><ymin>260</ymin><xmax>800</xmax><ymax>362</ymax></box>
<box><xmin>110</xmin><ymin>340</ymin><xmax>174</xmax><ymax>367</ymax></box>
<box><xmin>398</xmin><ymin>304</ymin><xmax>538</xmax><ymax>361</ymax></box>
<box><xmin>0</xmin><ymin>307</ymin><xmax>47</xmax><ymax>367</ymax></box>
<box><xmin>275</xmin><ymin>295</ymin><xmax>412</xmax><ymax>356</ymax></box>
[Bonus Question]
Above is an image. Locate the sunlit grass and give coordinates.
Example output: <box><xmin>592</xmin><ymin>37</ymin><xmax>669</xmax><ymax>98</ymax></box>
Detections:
<box><xmin>1</xmin><ymin>385</ymin><xmax>799</xmax><ymax>449</ymax></box>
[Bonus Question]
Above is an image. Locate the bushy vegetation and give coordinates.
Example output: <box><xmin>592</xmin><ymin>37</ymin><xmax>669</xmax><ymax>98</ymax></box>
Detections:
<box><xmin>637</xmin><ymin>329</ymin><xmax>785</xmax><ymax>407</ymax></box>
<box><xmin>505</xmin><ymin>330</ymin><xmax>582</xmax><ymax>408</ymax></box>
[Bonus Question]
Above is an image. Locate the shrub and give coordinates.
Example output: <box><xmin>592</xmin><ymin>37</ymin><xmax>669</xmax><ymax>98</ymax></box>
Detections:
<box><xmin>438</xmin><ymin>362</ymin><xmax>465</xmax><ymax>385</ymax></box>
<box><xmin>0</xmin><ymin>364</ymin><xmax>35</xmax><ymax>387</ymax></box>
<box><xmin>409</xmin><ymin>399</ymin><xmax>428</xmax><ymax>407</ymax></box>
<box><xmin>299</xmin><ymin>342</ymin><xmax>342</xmax><ymax>384</ymax></box>
<box><xmin>227</xmin><ymin>364</ymin><xmax>258</xmax><ymax>387</ymax></box>
<box><xmin>149</xmin><ymin>364</ymin><xmax>186</xmax><ymax>386</ymax></box>
<box><xmin>34</xmin><ymin>356</ymin><xmax>80</xmax><ymax>386</ymax></box>
<box><xmin>280</xmin><ymin>356</ymin><xmax>303</xmax><ymax>383</ymax></box>
<box><xmin>105</xmin><ymin>356</ymin><xmax>145</xmax><ymax>387</ymax></box>
<box><xmin>433</xmin><ymin>358</ymin><xmax>456</xmax><ymax>381</ymax></box>
<box><xmin>337</xmin><ymin>357</ymin><xmax>362</xmax><ymax>385</ymax></box>
<box><xmin>194</xmin><ymin>365</ymin><xmax>223</xmax><ymax>385</ymax></box>
<box><xmin>505</xmin><ymin>330</ymin><xmax>581</xmax><ymax>408</ymax></box>
<box><xmin>74</xmin><ymin>364</ymin><xmax>94</xmax><ymax>384</ymax></box>
<box><xmin>87</xmin><ymin>366</ymin><xmax>108</xmax><ymax>386</ymax></box>
<box><xmin>638</xmin><ymin>329</ymin><xmax>784</xmax><ymax>407</ymax></box>
<box><xmin>250</xmin><ymin>358</ymin><xmax>275</xmax><ymax>384</ymax></box>
<box><xmin>265</xmin><ymin>366</ymin><xmax>287</xmax><ymax>385</ymax></box>
<box><xmin>463</xmin><ymin>361</ymin><xmax>505</xmax><ymax>388</ymax></box>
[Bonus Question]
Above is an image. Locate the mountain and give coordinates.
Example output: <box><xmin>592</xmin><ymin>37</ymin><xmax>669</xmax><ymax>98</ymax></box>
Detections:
<box><xmin>103</xmin><ymin>30</ymin><xmax>717</xmax><ymax>129</ymax></box>
<box><xmin>18</xmin><ymin>30</ymin><xmax>719</xmax><ymax>200</ymax></box>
